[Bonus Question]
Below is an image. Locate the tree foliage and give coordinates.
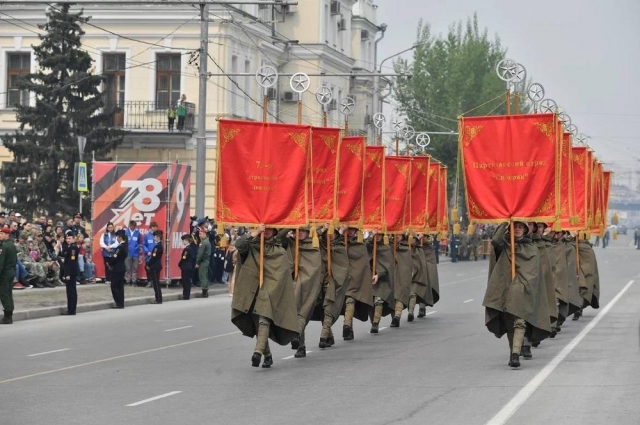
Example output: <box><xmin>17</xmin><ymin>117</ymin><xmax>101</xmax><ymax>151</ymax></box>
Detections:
<box><xmin>394</xmin><ymin>14</ymin><xmax>531</xmax><ymax>171</ymax></box>
<box><xmin>1</xmin><ymin>4</ymin><xmax>124</xmax><ymax>219</ymax></box>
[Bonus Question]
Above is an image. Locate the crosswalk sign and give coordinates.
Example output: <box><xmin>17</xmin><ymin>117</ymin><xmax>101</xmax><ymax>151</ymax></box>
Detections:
<box><xmin>77</xmin><ymin>162</ymin><xmax>88</xmax><ymax>192</ymax></box>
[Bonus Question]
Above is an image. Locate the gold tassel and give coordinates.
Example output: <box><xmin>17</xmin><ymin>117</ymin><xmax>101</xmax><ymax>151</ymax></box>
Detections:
<box><xmin>328</xmin><ymin>222</ymin><xmax>335</xmax><ymax>235</ymax></box>
<box><xmin>467</xmin><ymin>223</ymin><xmax>475</xmax><ymax>235</ymax></box>
<box><xmin>311</xmin><ymin>224</ymin><xmax>319</xmax><ymax>248</ymax></box>
<box><xmin>453</xmin><ymin>222</ymin><xmax>461</xmax><ymax>235</ymax></box>
<box><xmin>383</xmin><ymin>234</ymin><xmax>389</xmax><ymax>245</ymax></box>
<box><xmin>356</xmin><ymin>229</ymin><xmax>363</xmax><ymax>243</ymax></box>
<box><xmin>407</xmin><ymin>226</ymin><xmax>414</xmax><ymax>246</ymax></box>
<box><xmin>451</xmin><ymin>206</ymin><xmax>458</xmax><ymax>222</ymax></box>
<box><xmin>553</xmin><ymin>219</ymin><xmax>562</xmax><ymax>232</ymax></box>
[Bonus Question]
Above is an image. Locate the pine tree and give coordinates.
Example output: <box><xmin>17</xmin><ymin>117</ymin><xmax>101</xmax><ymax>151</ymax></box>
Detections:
<box><xmin>1</xmin><ymin>4</ymin><xmax>124</xmax><ymax>219</ymax></box>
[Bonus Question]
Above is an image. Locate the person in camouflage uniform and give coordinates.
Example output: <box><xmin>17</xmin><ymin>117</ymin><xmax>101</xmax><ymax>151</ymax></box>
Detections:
<box><xmin>35</xmin><ymin>231</ymin><xmax>63</xmax><ymax>287</ymax></box>
<box><xmin>16</xmin><ymin>233</ymin><xmax>48</xmax><ymax>287</ymax></box>
<box><xmin>469</xmin><ymin>228</ymin><xmax>481</xmax><ymax>261</ymax></box>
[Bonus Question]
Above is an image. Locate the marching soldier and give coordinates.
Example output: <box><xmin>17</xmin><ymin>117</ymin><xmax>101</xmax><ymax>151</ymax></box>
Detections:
<box><xmin>576</xmin><ymin>233</ymin><xmax>600</xmax><ymax>318</ymax></box>
<box><xmin>483</xmin><ymin>221</ymin><xmax>552</xmax><ymax>368</ymax></box>
<box><xmin>408</xmin><ymin>234</ymin><xmax>432</xmax><ymax>324</ymax></box>
<box><xmin>418</xmin><ymin>233</ymin><xmax>440</xmax><ymax>317</ymax></box>
<box><xmin>366</xmin><ymin>229</ymin><xmax>394</xmax><ymax>333</ymax></box>
<box><xmin>231</xmin><ymin>225</ymin><xmax>298</xmax><ymax>368</ymax></box>
<box><xmin>342</xmin><ymin>226</ymin><xmax>374</xmax><ymax>341</ymax></box>
<box><xmin>279</xmin><ymin>226</ymin><xmax>323</xmax><ymax>359</ymax></box>
<box><xmin>0</xmin><ymin>226</ymin><xmax>17</xmax><ymax>324</ymax></box>
<box><xmin>313</xmin><ymin>224</ymin><xmax>350</xmax><ymax>349</ymax></box>
<box><xmin>563</xmin><ymin>231</ymin><xmax>584</xmax><ymax>322</ymax></box>
<box><xmin>390</xmin><ymin>233</ymin><xmax>412</xmax><ymax>327</ymax></box>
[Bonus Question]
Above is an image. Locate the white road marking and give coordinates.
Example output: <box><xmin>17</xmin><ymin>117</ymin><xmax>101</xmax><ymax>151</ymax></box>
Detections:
<box><xmin>164</xmin><ymin>326</ymin><xmax>193</xmax><ymax>332</ymax></box>
<box><xmin>441</xmin><ymin>275</ymin><xmax>485</xmax><ymax>287</ymax></box>
<box><xmin>425</xmin><ymin>311</ymin><xmax>437</xmax><ymax>316</ymax></box>
<box><xmin>27</xmin><ymin>348</ymin><xmax>71</xmax><ymax>357</ymax></box>
<box><xmin>283</xmin><ymin>351</ymin><xmax>313</xmax><ymax>360</ymax></box>
<box><xmin>463</xmin><ymin>299</ymin><xmax>474</xmax><ymax>303</ymax></box>
<box><xmin>127</xmin><ymin>391</ymin><xmax>182</xmax><ymax>407</ymax></box>
<box><xmin>486</xmin><ymin>279</ymin><xmax>635</xmax><ymax>425</ymax></box>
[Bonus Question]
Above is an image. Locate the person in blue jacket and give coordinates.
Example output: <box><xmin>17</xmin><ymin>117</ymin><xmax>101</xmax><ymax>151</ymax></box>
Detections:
<box><xmin>143</xmin><ymin>221</ymin><xmax>159</xmax><ymax>288</ymax></box>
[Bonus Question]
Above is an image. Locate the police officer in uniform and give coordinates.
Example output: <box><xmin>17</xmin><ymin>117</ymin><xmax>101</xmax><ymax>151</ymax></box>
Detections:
<box><xmin>0</xmin><ymin>226</ymin><xmax>17</xmax><ymax>324</ymax></box>
<box><xmin>61</xmin><ymin>231</ymin><xmax>79</xmax><ymax>315</ymax></box>
<box><xmin>107</xmin><ymin>230</ymin><xmax>128</xmax><ymax>309</ymax></box>
<box><xmin>178</xmin><ymin>234</ymin><xmax>193</xmax><ymax>300</ymax></box>
<box><xmin>196</xmin><ymin>227</ymin><xmax>211</xmax><ymax>297</ymax></box>
<box><xmin>148</xmin><ymin>230</ymin><xmax>164</xmax><ymax>304</ymax></box>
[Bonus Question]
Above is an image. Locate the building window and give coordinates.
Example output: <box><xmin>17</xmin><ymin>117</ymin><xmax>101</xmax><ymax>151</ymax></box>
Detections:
<box><xmin>6</xmin><ymin>52</ymin><xmax>30</xmax><ymax>107</ymax></box>
<box><xmin>156</xmin><ymin>54</ymin><xmax>181</xmax><ymax>109</ymax></box>
<box><xmin>103</xmin><ymin>53</ymin><xmax>126</xmax><ymax>107</ymax></box>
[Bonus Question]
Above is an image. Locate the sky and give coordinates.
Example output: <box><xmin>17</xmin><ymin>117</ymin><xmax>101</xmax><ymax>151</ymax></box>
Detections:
<box><xmin>375</xmin><ymin>0</ymin><xmax>640</xmax><ymax>180</ymax></box>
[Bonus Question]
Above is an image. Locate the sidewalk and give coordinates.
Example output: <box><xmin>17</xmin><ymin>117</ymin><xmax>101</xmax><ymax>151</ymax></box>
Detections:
<box><xmin>11</xmin><ymin>282</ymin><xmax>230</xmax><ymax>322</ymax></box>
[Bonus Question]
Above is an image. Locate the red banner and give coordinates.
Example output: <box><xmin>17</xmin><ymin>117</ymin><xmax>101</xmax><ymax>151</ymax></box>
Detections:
<box><xmin>559</xmin><ymin>132</ymin><xmax>575</xmax><ymax>229</ymax></box>
<box><xmin>427</xmin><ymin>160</ymin><xmax>440</xmax><ymax>231</ymax></box>
<box><xmin>216</xmin><ymin>119</ymin><xmax>310</xmax><ymax>227</ymax></box>
<box><xmin>460</xmin><ymin>113</ymin><xmax>559</xmax><ymax>222</ymax></box>
<box><xmin>309</xmin><ymin>127</ymin><xmax>340</xmax><ymax>223</ymax></box>
<box><xmin>590</xmin><ymin>160</ymin><xmax>604</xmax><ymax>233</ymax></box>
<box><xmin>337</xmin><ymin>136</ymin><xmax>365</xmax><ymax>224</ymax></box>
<box><xmin>439</xmin><ymin>166</ymin><xmax>449</xmax><ymax>232</ymax></box>
<box><xmin>363</xmin><ymin>146</ymin><xmax>385</xmax><ymax>230</ymax></box>
<box><xmin>91</xmin><ymin>162</ymin><xmax>190</xmax><ymax>280</ymax></box>
<box><xmin>406</xmin><ymin>156</ymin><xmax>430</xmax><ymax>231</ymax></box>
<box><xmin>571</xmin><ymin>146</ymin><xmax>589</xmax><ymax>229</ymax></box>
<box><xmin>385</xmin><ymin>157</ymin><xmax>411</xmax><ymax>232</ymax></box>
<box><xmin>603</xmin><ymin>170</ymin><xmax>612</xmax><ymax>227</ymax></box>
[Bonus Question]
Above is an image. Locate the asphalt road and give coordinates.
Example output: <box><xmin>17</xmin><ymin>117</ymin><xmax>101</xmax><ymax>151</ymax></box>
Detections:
<box><xmin>1</xmin><ymin>237</ymin><xmax>639</xmax><ymax>425</ymax></box>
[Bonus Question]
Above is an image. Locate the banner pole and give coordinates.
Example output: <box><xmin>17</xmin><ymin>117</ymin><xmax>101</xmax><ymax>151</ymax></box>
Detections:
<box><xmin>294</xmin><ymin>229</ymin><xmax>300</xmax><ymax>279</ymax></box>
<box><xmin>506</xmin><ymin>90</ymin><xmax>511</xmax><ymax>115</ymax></box>
<box><xmin>262</xmin><ymin>95</ymin><xmax>268</xmax><ymax>123</ymax></box>
<box><xmin>260</xmin><ymin>232</ymin><xmax>265</xmax><ymax>287</ymax></box>
<box><xmin>372</xmin><ymin>235</ymin><xmax>377</xmax><ymax>277</ymax></box>
<box><xmin>514</xmin><ymin>92</ymin><xmax>520</xmax><ymax>114</ymax></box>
<box><xmin>327</xmin><ymin>231</ymin><xmax>332</xmax><ymax>278</ymax></box>
<box><xmin>510</xmin><ymin>220</ymin><xmax>516</xmax><ymax>280</ymax></box>
<box><xmin>323</xmin><ymin>106</ymin><xmax>328</xmax><ymax>127</ymax></box>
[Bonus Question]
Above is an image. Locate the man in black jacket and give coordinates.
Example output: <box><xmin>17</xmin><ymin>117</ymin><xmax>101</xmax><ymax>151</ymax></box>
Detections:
<box><xmin>179</xmin><ymin>234</ymin><xmax>193</xmax><ymax>300</ymax></box>
<box><xmin>61</xmin><ymin>231</ymin><xmax>79</xmax><ymax>315</ymax></box>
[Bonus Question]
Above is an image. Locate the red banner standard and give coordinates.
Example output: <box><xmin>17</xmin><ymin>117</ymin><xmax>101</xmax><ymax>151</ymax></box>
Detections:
<box><xmin>309</xmin><ymin>127</ymin><xmax>340</xmax><ymax>223</ymax></box>
<box><xmin>571</xmin><ymin>146</ymin><xmax>589</xmax><ymax>229</ymax></box>
<box><xmin>91</xmin><ymin>162</ymin><xmax>191</xmax><ymax>280</ymax></box>
<box><xmin>439</xmin><ymin>166</ymin><xmax>449</xmax><ymax>233</ymax></box>
<box><xmin>603</xmin><ymin>170</ymin><xmax>612</xmax><ymax>227</ymax></box>
<box><xmin>406</xmin><ymin>156</ymin><xmax>430</xmax><ymax>232</ymax></box>
<box><xmin>559</xmin><ymin>132</ymin><xmax>576</xmax><ymax>229</ymax></box>
<box><xmin>385</xmin><ymin>156</ymin><xmax>411</xmax><ymax>233</ymax></box>
<box><xmin>363</xmin><ymin>146</ymin><xmax>385</xmax><ymax>230</ymax></box>
<box><xmin>590</xmin><ymin>160</ymin><xmax>604</xmax><ymax>234</ymax></box>
<box><xmin>427</xmin><ymin>160</ymin><xmax>440</xmax><ymax>231</ymax></box>
<box><xmin>216</xmin><ymin>119</ymin><xmax>310</xmax><ymax>227</ymax></box>
<box><xmin>460</xmin><ymin>113</ymin><xmax>559</xmax><ymax>222</ymax></box>
<box><xmin>337</xmin><ymin>136</ymin><xmax>365</xmax><ymax>225</ymax></box>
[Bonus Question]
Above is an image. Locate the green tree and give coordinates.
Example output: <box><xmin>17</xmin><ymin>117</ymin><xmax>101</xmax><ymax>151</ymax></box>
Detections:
<box><xmin>1</xmin><ymin>4</ymin><xmax>124</xmax><ymax>219</ymax></box>
<box><xmin>394</xmin><ymin>14</ymin><xmax>529</xmax><ymax>221</ymax></box>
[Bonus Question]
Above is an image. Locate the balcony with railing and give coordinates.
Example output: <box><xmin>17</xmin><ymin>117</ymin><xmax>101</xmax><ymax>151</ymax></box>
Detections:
<box><xmin>107</xmin><ymin>101</ymin><xmax>196</xmax><ymax>133</ymax></box>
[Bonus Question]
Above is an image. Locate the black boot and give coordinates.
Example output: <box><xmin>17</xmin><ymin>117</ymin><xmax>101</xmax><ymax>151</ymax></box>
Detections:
<box><xmin>532</xmin><ymin>341</ymin><xmax>540</xmax><ymax>348</ymax></box>
<box><xmin>294</xmin><ymin>346</ymin><xmax>306</xmax><ymax>358</ymax></box>
<box><xmin>343</xmin><ymin>325</ymin><xmax>354</xmax><ymax>341</ymax></box>
<box><xmin>203</xmin><ymin>289</ymin><xmax>209</xmax><ymax>298</ymax></box>
<box><xmin>407</xmin><ymin>313</ymin><xmax>414</xmax><ymax>322</ymax></box>
<box><xmin>0</xmin><ymin>311</ymin><xmax>12</xmax><ymax>325</ymax></box>
<box><xmin>509</xmin><ymin>353</ymin><xmax>520</xmax><ymax>368</ymax></box>
<box><xmin>262</xmin><ymin>354</ymin><xmax>273</xmax><ymax>368</ymax></box>
<box><xmin>572</xmin><ymin>309</ymin><xmax>582</xmax><ymax>321</ymax></box>
<box><xmin>326</xmin><ymin>334</ymin><xmax>335</xmax><ymax>347</ymax></box>
<box><xmin>319</xmin><ymin>337</ymin><xmax>328</xmax><ymax>349</ymax></box>
<box><xmin>417</xmin><ymin>308</ymin><xmax>426</xmax><ymax>318</ymax></box>
<box><xmin>550</xmin><ymin>329</ymin><xmax>557</xmax><ymax>338</ymax></box>
<box><xmin>390</xmin><ymin>316</ymin><xmax>400</xmax><ymax>328</ymax></box>
<box><xmin>291</xmin><ymin>339</ymin><xmax>300</xmax><ymax>350</ymax></box>
<box><xmin>251</xmin><ymin>352</ymin><xmax>261</xmax><ymax>368</ymax></box>
<box><xmin>521</xmin><ymin>345</ymin><xmax>532</xmax><ymax>359</ymax></box>
<box><xmin>370</xmin><ymin>322</ymin><xmax>379</xmax><ymax>334</ymax></box>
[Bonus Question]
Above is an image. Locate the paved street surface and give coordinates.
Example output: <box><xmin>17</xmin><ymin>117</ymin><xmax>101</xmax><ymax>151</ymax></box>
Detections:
<box><xmin>1</xmin><ymin>237</ymin><xmax>639</xmax><ymax>425</ymax></box>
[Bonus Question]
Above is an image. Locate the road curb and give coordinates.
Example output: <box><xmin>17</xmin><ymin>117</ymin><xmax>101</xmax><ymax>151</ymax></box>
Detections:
<box><xmin>13</xmin><ymin>287</ymin><xmax>229</xmax><ymax>322</ymax></box>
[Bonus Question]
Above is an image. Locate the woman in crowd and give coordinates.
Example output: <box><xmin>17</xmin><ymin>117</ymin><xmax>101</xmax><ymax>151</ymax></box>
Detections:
<box><xmin>100</xmin><ymin>222</ymin><xmax>119</xmax><ymax>284</ymax></box>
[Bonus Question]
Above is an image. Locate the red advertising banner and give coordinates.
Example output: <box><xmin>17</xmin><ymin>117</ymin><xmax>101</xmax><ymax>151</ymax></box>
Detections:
<box><xmin>363</xmin><ymin>146</ymin><xmax>385</xmax><ymax>230</ymax></box>
<box><xmin>216</xmin><ymin>119</ymin><xmax>310</xmax><ymax>227</ymax></box>
<box><xmin>406</xmin><ymin>156</ymin><xmax>430</xmax><ymax>231</ymax></box>
<box><xmin>427</xmin><ymin>161</ymin><xmax>440</xmax><ymax>231</ymax></box>
<box><xmin>337</xmin><ymin>136</ymin><xmax>365</xmax><ymax>224</ymax></box>
<box><xmin>439</xmin><ymin>166</ymin><xmax>449</xmax><ymax>233</ymax></box>
<box><xmin>309</xmin><ymin>127</ymin><xmax>340</xmax><ymax>223</ymax></box>
<box><xmin>385</xmin><ymin>156</ymin><xmax>411</xmax><ymax>233</ymax></box>
<box><xmin>571</xmin><ymin>146</ymin><xmax>589</xmax><ymax>229</ymax></box>
<box><xmin>91</xmin><ymin>162</ymin><xmax>190</xmax><ymax>280</ymax></box>
<box><xmin>460</xmin><ymin>113</ymin><xmax>559</xmax><ymax>222</ymax></box>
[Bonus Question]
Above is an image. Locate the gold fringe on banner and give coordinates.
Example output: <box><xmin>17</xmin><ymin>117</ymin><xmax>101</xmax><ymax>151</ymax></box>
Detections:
<box><xmin>311</xmin><ymin>224</ymin><xmax>319</xmax><ymax>248</ymax></box>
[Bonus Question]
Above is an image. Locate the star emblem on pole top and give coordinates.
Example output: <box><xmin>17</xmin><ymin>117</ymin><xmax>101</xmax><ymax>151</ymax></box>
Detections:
<box><xmin>290</xmin><ymin>72</ymin><xmax>310</xmax><ymax>93</ymax></box>
<box><xmin>315</xmin><ymin>86</ymin><xmax>332</xmax><ymax>105</ymax></box>
<box><xmin>373</xmin><ymin>113</ymin><xmax>386</xmax><ymax>129</ymax></box>
<box><xmin>255</xmin><ymin>65</ymin><xmax>278</xmax><ymax>88</ymax></box>
<box><xmin>391</xmin><ymin>118</ymin><xmax>403</xmax><ymax>132</ymax></box>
